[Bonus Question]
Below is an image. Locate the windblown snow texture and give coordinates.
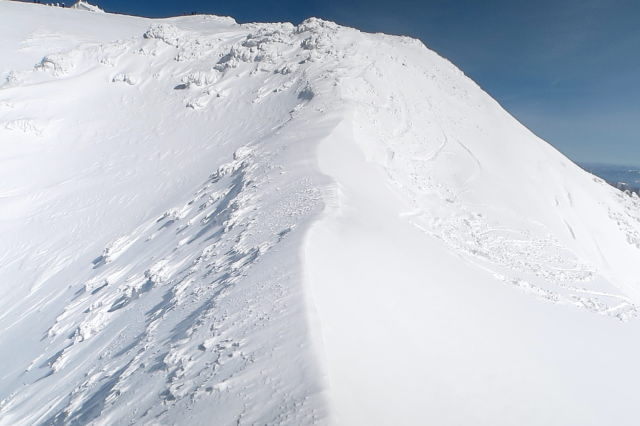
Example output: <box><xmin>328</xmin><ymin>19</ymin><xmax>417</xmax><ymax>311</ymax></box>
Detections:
<box><xmin>1</xmin><ymin>2</ymin><xmax>640</xmax><ymax>425</ymax></box>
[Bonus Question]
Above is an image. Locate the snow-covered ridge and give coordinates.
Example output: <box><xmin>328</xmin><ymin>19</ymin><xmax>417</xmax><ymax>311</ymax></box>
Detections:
<box><xmin>1</xmin><ymin>1</ymin><xmax>640</xmax><ymax>424</ymax></box>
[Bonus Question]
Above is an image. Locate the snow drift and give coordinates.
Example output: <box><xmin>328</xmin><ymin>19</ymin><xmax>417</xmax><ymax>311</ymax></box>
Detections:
<box><xmin>1</xmin><ymin>1</ymin><xmax>640</xmax><ymax>425</ymax></box>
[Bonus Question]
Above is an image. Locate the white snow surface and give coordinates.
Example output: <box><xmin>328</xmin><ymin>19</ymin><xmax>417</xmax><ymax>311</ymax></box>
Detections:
<box><xmin>1</xmin><ymin>1</ymin><xmax>640</xmax><ymax>424</ymax></box>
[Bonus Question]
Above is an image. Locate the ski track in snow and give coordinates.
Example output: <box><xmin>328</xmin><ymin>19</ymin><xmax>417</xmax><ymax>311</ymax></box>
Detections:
<box><xmin>1</xmin><ymin>2</ymin><xmax>640</xmax><ymax>424</ymax></box>
<box><xmin>337</xmin><ymin>45</ymin><xmax>640</xmax><ymax>321</ymax></box>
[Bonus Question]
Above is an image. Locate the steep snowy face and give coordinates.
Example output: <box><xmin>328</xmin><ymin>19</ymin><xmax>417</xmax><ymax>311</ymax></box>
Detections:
<box><xmin>332</xmin><ymin>34</ymin><xmax>640</xmax><ymax>315</ymax></box>
<box><xmin>0</xmin><ymin>4</ymin><xmax>343</xmax><ymax>424</ymax></box>
<box><xmin>1</xmin><ymin>2</ymin><xmax>640</xmax><ymax>425</ymax></box>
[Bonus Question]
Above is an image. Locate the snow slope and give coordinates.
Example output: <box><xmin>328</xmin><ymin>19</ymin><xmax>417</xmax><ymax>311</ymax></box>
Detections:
<box><xmin>1</xmin><ymin>1</ymin><xmax>640</xmax><ymax>424</ymax></box>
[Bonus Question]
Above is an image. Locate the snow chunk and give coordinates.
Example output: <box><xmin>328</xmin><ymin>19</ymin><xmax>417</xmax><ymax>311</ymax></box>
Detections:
<box><xmin>295</xmin><ymin>17</ymin><xmax>339</xmax><ymax>34</ymax></box>
<box><xmin>2</xmin><ymin>70</ymin><xmax>21</xmax><ymax>88</ymax></box>
<box><xmin>2</xmin><ymin>119</ymin><xmax>44</xmax><ymax>136</ymax></box>
<box><xmin>93</xmin><ymin>235</ymin><xmax>137</xmax><ymax>267</ymax></box>
<box><xmin>180</xmin><ymin>71</ymin><xmax>217</xmax><ymax>88</ymax></box>
<box><xmin>297</xmin><ymin>84</ymin><xmax>314</xmax><ymax>101</ymax></box>
<box><xmin>70</xmin><ymin>1</ymin><xmax>104</xmax><ymax>13</ymax></box>
<box><xmin>300</xmin><ymin>34</ymin><xmax>332</xmax><ymax>51</ymax></box>
<box><xmin>112</xmin><ymin>72</ymin><xmax>138</xmax><ymax>85</ymax></box>
<box><xmin>143</xmin><ymin>23</ymin><xmax>181</xmax><ymax>47</ymax></box>
<box><xmin>35</xmin><ymin>53</ymin><xmax>77</xmax><ymax>76</ymax></box>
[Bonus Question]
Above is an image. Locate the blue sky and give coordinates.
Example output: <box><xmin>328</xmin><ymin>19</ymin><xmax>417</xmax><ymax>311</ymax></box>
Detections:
<box><xmin>77</xmin><ymin>0</ymin><xmax>640</xmax><ymax>166</ymax></box>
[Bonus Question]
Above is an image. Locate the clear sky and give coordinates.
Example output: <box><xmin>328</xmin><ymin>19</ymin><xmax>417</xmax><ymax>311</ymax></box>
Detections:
<box><xmin>67</xmin><ymin>0</ymin><xmax>640</xmax><ymax>166</ymax></box>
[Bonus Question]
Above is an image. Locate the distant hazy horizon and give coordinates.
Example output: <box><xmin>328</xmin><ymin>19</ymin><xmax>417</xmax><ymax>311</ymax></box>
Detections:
<box><xmin>580</xmin><ymin>162</ymin><xmax>640</xmax><ymax>191</ymax></box>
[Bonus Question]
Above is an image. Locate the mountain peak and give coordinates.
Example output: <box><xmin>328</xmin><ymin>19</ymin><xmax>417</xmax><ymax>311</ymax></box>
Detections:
<box><xmin>1</xmin><ymin>2</ymin><xmax>640</xmax><ymax>424</ymax></box>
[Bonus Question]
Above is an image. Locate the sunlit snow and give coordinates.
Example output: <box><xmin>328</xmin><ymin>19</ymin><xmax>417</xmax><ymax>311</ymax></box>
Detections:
<box><xmin>1</xmin><ymin>2</ymin><xmax>640</xmax><ymax>425</ymax></box>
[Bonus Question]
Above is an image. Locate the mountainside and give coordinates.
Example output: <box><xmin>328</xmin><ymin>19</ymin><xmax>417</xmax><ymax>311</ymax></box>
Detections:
<box><xmin>1</xmin><ymin>2</ymin><xmax>640</xmax><ymax>425</ymax></box>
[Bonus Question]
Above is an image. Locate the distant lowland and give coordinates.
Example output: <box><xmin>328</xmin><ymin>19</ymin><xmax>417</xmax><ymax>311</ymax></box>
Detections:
<box><xmin>580</xmin><ymin>163</ymin><xmax>640</xmax><ymax>195</ymax></box>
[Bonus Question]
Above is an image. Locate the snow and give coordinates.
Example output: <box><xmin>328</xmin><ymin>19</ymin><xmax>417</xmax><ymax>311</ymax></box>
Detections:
<box><xmin>1</xmin><ymin>1</ymin><xmax>640</xmax><ymax>424</ymax></box>
<box><xmin>70</xmin><ymin>1</ymin><xmax>104</xmax><ymax>13</ymax></box>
